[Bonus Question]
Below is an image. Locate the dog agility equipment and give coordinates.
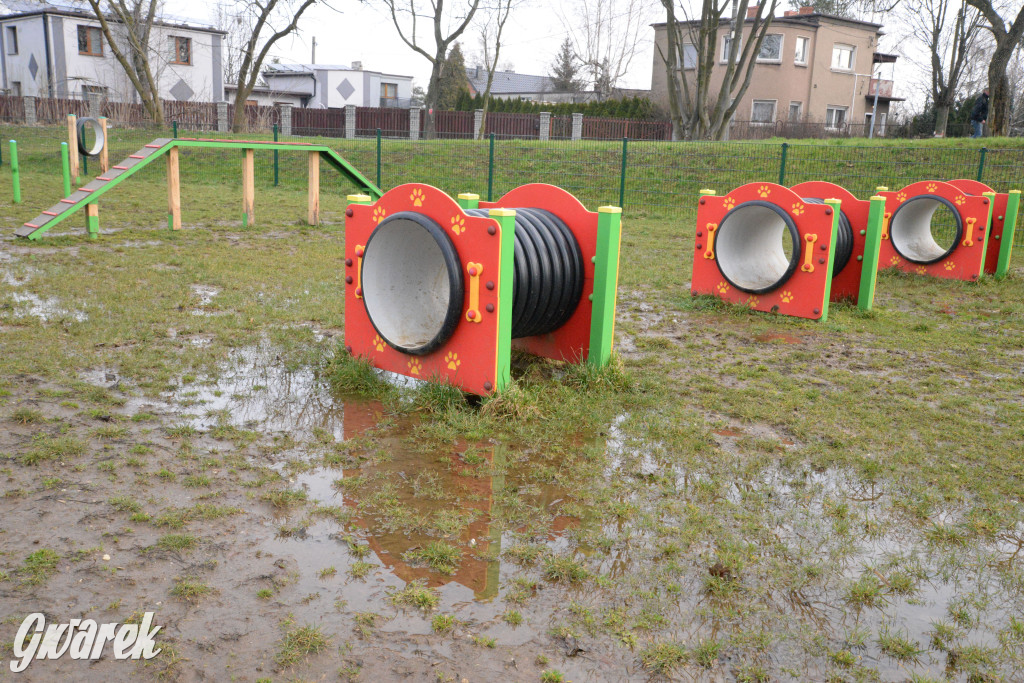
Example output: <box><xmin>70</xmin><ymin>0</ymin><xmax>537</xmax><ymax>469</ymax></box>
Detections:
<box><xmin>343</xmin><ymin>183</ymin><xmax>622</xmax><ymax>395</ymax></box>
<box><xmin>947</xmin><ymin>179</ymin><xmax>1019</xmax><ymax>279</ymax></box>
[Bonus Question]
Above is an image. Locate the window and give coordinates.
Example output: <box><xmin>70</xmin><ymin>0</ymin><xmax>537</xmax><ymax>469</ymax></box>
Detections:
<box><xmin>171</xmin><ymin>36</ymin><xmax>191</xmax><ymax>65</ymax></box>
<box><xmin>721</xmin><ymin>34</ymin><xmax>741</xmax><ymax>63</ymax></box>
<box><xmin>77</xmin><ymin>25</ymin><xmax>102</xmax><ymax>56</ymax></box>
<box><xmin>789</xmin><ymin>102</ymin><xmax>802</xmax><ymax>121</ymax></box>
<box><xmin>10</xmin><ymin>81</ymin><xmax>21</xmax><ymax>96</ymax></box>
<box><xmin>794</xmin><ymin>36</ymin><xmax>809</xmax><ymax>65</ymax></box>
<box><xmin>831</xmin><ymin>44</ymin><xmax>854</xmax><ymax>71</ymax></box>
<box><xmin>380</xmin><ymin>83</ymin><xmax>397</xmax><ymax>100</ymax></box>
<box><xmin>6</xmin><ymin>26</ymin><xmax>17</xmax><ymax>55</ymax></box>
<box><xmin>751</xmin><ymin>100</ymin><xmax>776</xmax><ymax>124</ymax></box>
<box><xmin>678</xmin><ymin>43</ymin><xmax>698</xmax><ymax>70</ymax></box>
<box><xmin>757</xmin><ymin>34</ymin><xmax>782</xmax><ymax>63</ymax></box>
<box><xmin>82</xmin><ymin>84</ymin><xmax>106</xmax><ymax>98</ymax></box>
<box><xmin>825</xmin><ymin>105</ymin><xmax>847</xmax><ymax>129</ymax></box>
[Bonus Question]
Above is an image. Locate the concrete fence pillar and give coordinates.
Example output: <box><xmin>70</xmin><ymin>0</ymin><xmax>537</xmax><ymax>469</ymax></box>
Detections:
<box><xmin>345</xmin><ymin>105</ymin><xmax>356</xmax><ymax>139</ymax></box>
<box><xmin>87</xmin><ymin>91</ymin><xmax>102</xmax><ymax>119</ymax></box>
<box><xmin>279</xmin><ymin>104</ymin><xmax>292</xmax><ymax>136</ymax></box>
<box><xmin>571</xmin><ymin>112</ymin><xmax>583</xmax><ymax>141</ymax></box>
<box><xmin>539</xmin><ymin>112</ymin><xmax>550</xmax><ymax>141</ymax></box>
<box><xmin>473</xmin><ymin>109</ymin><xmax>484</xmax><ymax>140</ymax></box>
<box><xmin>409</xmin><ymin>108</ymin><xmax>420</xmax><ymax>141</ymax></box>
<box><xmin>23</xmin><ymin>96</ymin><xmax>36</xmax><ymax>125</ymax></box>
<box><xmin>216</xmin><ymin>102</ymin><xmax>229</xmax><ymax>132</ymax></box>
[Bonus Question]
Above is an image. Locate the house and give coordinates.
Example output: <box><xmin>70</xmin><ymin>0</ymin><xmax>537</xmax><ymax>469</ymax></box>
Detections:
<box><xmin>465</xmin><ymin>66</ymin><xmax>597</xmax><ymax>104</ymax></box>
<box><xmin>0</xmin><ymin>0</ymin><xmax>226</xmax><ymax>102</ymax></box>
<box><xmin>223</xmin><ymin>83</ymin><xmax>305</xmax><ymax>108</ymax></box>
<box><xmin>650</xmin><ymin>6</ymin><xmax>904</xmax><ymax>134</ymax></box>
<box><xmin>261</xmin><ymin>62</ymin><xmax>414</xmax><ymax>108</ymax></box>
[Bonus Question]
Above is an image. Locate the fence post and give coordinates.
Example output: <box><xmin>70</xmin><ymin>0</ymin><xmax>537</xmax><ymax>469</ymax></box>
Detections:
<box><xmin>172</xmin><ymin>120</ymin><xmax>178</xmax><ymax>138</ymax></box>
<box><xmin>61</xmin><ymin>142</ymin><xmax>71</xmax><ymax>198</ymax></box>
<box><xmin>273</xmin><ymin>123</ymin><xmax>279</xmax><ymax>187</ymax></box>
<box><xmin>976</xmin><ymin>147</ymin><xmax>987</xmax><ymax>183</ymax></box>
<box><xmin>539</xmin><ymin>112</ymin><xmax>550</xmax><ymax>141</ymax></box>
<box><xmin>216</xmin><ymin>102</ymin><xmax>229</xmax><ymax>132</ymax></box>
<box><xmin>473</xmin><ymin>109</ymin><xmax>484</xmax><ymax>140</ymax></box>
<box><xmin>345</xmin><ymin>105</ymin><xmax>356</xmax><ymax>139</ymax></box>
<box><xmin>9</xmin><ymin>140</ymin><xmax>20</xmax><ymax>203</ymax></box>
<box><xmin>376</xmin><ymin>128</ymin><xmax>382</xmax><ymax>188</ymax></box>
<box><xmin>778</xmin><ymin>142</ymin><xmax>789</xmax><ymax>186</ymax></box>
<box><xmin>410</xmin><ymin>108</ymin><xmax>420</xmax><ymax>141</ymax></box>
<box><xmin>619</xmin><ymin>137</ymin><xmax>628</xmax><ymax>209</ymax></box>
<box><xmin>488</xmin><ymin>133</ymin><xmax>495</xmax><ymax>202</ymax></box>
<box><xmin>571</xmin><ymin>113</ymin><xmax>583</xmax><ymax>141</ymax></box>
<box><xmin>280</xmin><ymin>105</ymin><xmax>292</xmax><ymax>136</ymax></box>
<box><xmin>23</xmin><ymin>96</ymin><xmax>36</xmax><ymax>126</ymax></box>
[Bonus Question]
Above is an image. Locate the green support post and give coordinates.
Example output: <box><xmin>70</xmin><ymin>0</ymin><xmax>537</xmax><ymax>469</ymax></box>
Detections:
<box><xmin>9</xmin><ymin>139</ymin><xmax>20</xmax><ymax>204</ymax></box>
<box><xmin>977</xmin><ymin>147</ymin><xmax>987</xmax><ymax>182</ymax></box>
<box><xmin>857</xmin><ymin>195</ymin><xmax>886</xmax><ymax>311</ymax></box>
<box><xmin>85</xmin><ymin>204</ymin><xmax>99</xmax><ymax>239</ymax></box>
<box><xmin>457</xmin><ymin>193</ymin><xmax>480</xmax><ymax>210</ymax></box>
<box><xmin>819</xmin><ymin>199</ymin><xmax>842</xmax><ymax>323</ymax></box>
<box><xmin>61</xmin><ymin>142</ymin><xmax>72</xmax><ymax>198</ymax></box>
<box><xmin>273</xmin><ymin>123</ymin><xmax>279</xmax><ymax>187</ymax></box>
<box><xmin>490</xmin><ymin>208</ymin><xmax>517</xmax><ymax>391</ymax></box>
<box><xmin>778</xmin><ymin>142</ymin><xmax>789</xmax><ymax>185</ymax></box>
<box><xmin>172</xmin><ymin>120</ymin><xmax>178</xmax><ymax>138</ymax></box>
<box><xmin>376</xmin><ymin>128</ymin><xmax>382</xmax><ymax>189</ymax></box>
<box><xmin>618</xmin><ymin>137</ymin><xmax>628</xmax><ymax>209</ymax></box>
<box><xmin>487</xmin><ymin>133</ymin><xmax>495</xmax><ymax>202</ymax></box>
<box><xmin>994</xmin><ymin>190</ymin><xmax>1020</xmax><ymax>279</ymax></box>
<box><xmin>588</xmin><ymin>206</ymin><xmax>623</xmax><ymax>368</ymax></box>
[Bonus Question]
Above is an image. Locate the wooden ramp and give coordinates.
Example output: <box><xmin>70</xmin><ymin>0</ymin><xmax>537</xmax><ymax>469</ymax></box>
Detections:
<box><xmin>16</xmin><ymin>138</ymin><xmax>383</xmax><ymax>240</ymax></box>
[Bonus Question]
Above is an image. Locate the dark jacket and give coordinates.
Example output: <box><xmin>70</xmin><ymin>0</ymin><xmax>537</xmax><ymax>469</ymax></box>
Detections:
<box><xmin>971</xmin><ymin>93</ymin><xmax>989</xmax><ymax>122</ymax></box>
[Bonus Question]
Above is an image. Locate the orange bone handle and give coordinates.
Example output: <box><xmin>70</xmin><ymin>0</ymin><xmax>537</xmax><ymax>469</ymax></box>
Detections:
<box><xmin>801</xmin><ymin>234</ymin><xmax>818</xmax><ymax>273</ymax></box>
<box><xmin>962</xmin><ymin>217</ymin><xmax>976</xmax><ymax>247</ymax></box>
<box><xmin>354</xmin><ymin>245</ymin><xmax>365</xmax><ymax>299</ymax></box>
<box><xmin>465</xmin><ymin>262</ymin><xmax>483</xmax><ymax>323</ymax></box>
<box><xmin>704</xmin><ymin>223</ymin><xmax>718</xmax><ymax>260</ymax></box>
<box><xmin>881</xmin><ymin>212</ymin><xmax>891</xmax><ymax>240</ymax></box>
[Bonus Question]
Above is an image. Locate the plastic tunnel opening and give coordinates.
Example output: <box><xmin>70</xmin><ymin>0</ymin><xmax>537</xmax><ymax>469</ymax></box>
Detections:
<box><xmin>890</xmin><ymin>195</ymin><xmax>963</xmax><ymax>265</ymax></box>
<box><xmin>715</xmin><ymin>201</ymin><xmax>801</xmax><ymax>294</ymax></box>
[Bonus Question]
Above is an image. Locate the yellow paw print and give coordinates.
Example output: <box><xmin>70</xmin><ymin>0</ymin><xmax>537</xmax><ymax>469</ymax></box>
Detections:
<box><xmin>747</xmin><ymin>296</ymin><xmax>760</xmax><ymax>309</ymax></box>
<box><xmin>722</xmin><ymin>197</ymin><xmax>736</xmax><ymax>211</ymax></box>
<box><xmin>450</xmin><ymin>215</ymin><xmax>466</xmax><ymax>236</ymax></box>
<box><xmin>410</xmin><ymin>188</ymin><xmax>425</xmax><ymax>207</ymax></box>
<box><xmin>758</xmin><ymin>185</ymin><xmax>772</xmax><ymax>198</ymax></box>
<box><xmin>896</xmin><ymin>192</ymin><xmax>907</xmax><ymax>203</ymax></box>
<box><xmin>445</xmin><ymin>352</ymin><xmax>460</xmax><ymax>370</ymax></box>
<box><xmin>373</xmin><ymin>334</ymin><xmax>385</xmax><ymax>353</ymax></box>
<box><xmin>780</xmin><ymin>291</ymin><xmax>793</xmax><ymax>303</ymax></box>
<box><xmin>791</xmin><ymin>202</ymin><xmax>804</xmax><ymax>216</ymax></box>
<box><xmin>916</xmin><ymin>265</ymin><xmax>927</xmax><ymax>275</ymax></box>
<box><xmin>926</xmin><ymin>183</ymin><xmax>937</xmax><ymax>192</ymax></box>
<box><xmin>955</xmin><ymin>195</ymin><xmax>966</xmax><ymax>207</ymax></box>
<box><xmin>716</xmin><ymin>281</ymin><xmax>730</xmax><ymax>294</ymax></box>
<box><xmin>372</xmin><ymin>205</ymin><xmax>387</xmax><ymax>224</ymax></box>
<box><xmin>407</xmin><ymin>358</ymin><xmax>422</xmax><ymax>375</ymax></box>
<box><xmin>944</xmin><ymin>261</ymin><xmax>955</xmax><ymax>271</ymax></box>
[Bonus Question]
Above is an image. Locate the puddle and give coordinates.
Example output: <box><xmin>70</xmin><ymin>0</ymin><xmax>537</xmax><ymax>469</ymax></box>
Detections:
<box><xmin>189</xmin><ymin>284</ymin><xmax>220</xmax><ymax>315</ymax></box>
<box><xmin>7</xmin><ymin>291</ymin><xmax>88</xmax><ymax>322</ymax></box>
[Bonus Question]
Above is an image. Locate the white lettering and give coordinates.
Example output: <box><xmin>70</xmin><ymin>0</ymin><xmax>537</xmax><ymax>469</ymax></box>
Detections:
<box><xmin>128</xmin><ymin>612</ymin><xmax>162</xmax><ymax>659</ymax></box>
<box><xmin>90</xmin><ymin>623</ymin><xmax>119</xmax><ymax>659</ymax></box>
<box><xmin>112</xmin><ymin>624</ymin><xmax>139</xmax><ymax>659</ymax></box>
<box><xmin>68</xmin><ymin>619</ymin><xmax>97</xmax><ymax>659</ymax></box>
<box><xmin>37</xmin><ymin>623</ymin><xmax>73</xmax><ymax>660</ymax></box>
<box><xmin>11</xmin><ymin>613</ymin><xmax>44</xmax><ymax>673</ymax></box>
<box><xmin>9</xmin><ymin>612</ymin><xmax>162</xmax><ymax>672</ymax></box>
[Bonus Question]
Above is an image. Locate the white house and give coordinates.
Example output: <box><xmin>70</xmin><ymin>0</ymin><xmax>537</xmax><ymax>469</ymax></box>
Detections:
<box><xmin>0</xmin><ymin>0</ymin><xmax>225</xmax><ymax>102</ymax></box>
<box><xmin>223</xmin><ymin>83</ymin><xmax>305</xmax><ymax>108</ymax></box>
<box><xmin>262</xmin><ymin>62</ymin><xmax>414</xmax><ymax>108</ymax></box>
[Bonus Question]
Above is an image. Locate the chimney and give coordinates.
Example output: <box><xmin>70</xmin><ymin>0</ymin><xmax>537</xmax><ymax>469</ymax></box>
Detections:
<box><xmin>475</xmin><ymin>65</ymin><xmax>481</xmax><ymax>79</ymax></box>
<box><xmin>800</xmin><ymin>6</ymin><xmax>814</xmax><ymax>13</ymax></box>
<box><xmin>784</xmin><ymin>9</ymin><xmax>797</xmax><ymax>15</ymax></box>
<box><xmin>351</xmin><ymin>61</ymin><xmax>362</xmax><ymax>70</ymax></box>
<box><xmin>747</xmin><ymin>4</ymin><xmax>759</xmax><ymax>18</ymax></box>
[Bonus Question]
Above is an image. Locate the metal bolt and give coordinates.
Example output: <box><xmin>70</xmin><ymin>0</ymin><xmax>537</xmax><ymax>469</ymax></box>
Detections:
<box><xmin>696</xmin><ymin>244</ymin><xmax>702</xmax><ymax>250</ymax></box>
<box><xmin>486</xmin><ymin>281</ymin><xmax>494</xmax><ymax>290</ymax></box>
<box><xmin>485</xmin><ymin>303</ymin><xmax>494</xmax><ymax>313</ymax></box>
<box><xmin>484</xmin><ymin>382</ymin><xmax>493</xmax><ymax>392</ymax></box>
<box><xmin>700</xmin><ymin>198</ymin><xmax>706</xmax><ymax>205</ymax></box>
<box><xmin>820</xmin><ymin>244</ymin><xmax>826</xmax><ymax>251</ymax></box>
<box><xmin>345</xmin><ymin>276</ymin><xmax>353</xmax><ymax>284</ymax></box>
<box><xmin>697</xmin><ymin>231</ymin><xmax>702</xmax><ymax>237</ymax></box>
<box><xmin>818</xmin><ymin>258</ymin><xmax>825</xmax><ymax>264</ymax></box>
<box><xmin>859</xmin><ymin>230</ymin><xmax>866</xmax><ymax>236</ymax></box>
<box><xmin>345</xmin><ymin>258</ymin><xmax>353</xmax><ymax>267</ymax></box>
<box><xmin>345</xmin><ymin>345</ymin><xmax>352</xmax><ymax>353</ymax></box>
<box><xmin>813</xmin><ymin>308</ymin><xmax>820</xmax><ymax>315</ymax></box>
<box><xmin>487</xmin><ymin>225</ymin><xmax>496</xmax><ymax>235</ymax></box>
<box><xmin>345</xmin><ymin>208</ymin><xmax>354</xmax><ymax>218</ymax></box>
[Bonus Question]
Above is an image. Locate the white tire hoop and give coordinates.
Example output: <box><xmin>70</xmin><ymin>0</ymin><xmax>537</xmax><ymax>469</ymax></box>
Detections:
<box><xmin>77</xmin><ymin>117</ymin><xmax>105</xmax><ymax>157</ymax></box>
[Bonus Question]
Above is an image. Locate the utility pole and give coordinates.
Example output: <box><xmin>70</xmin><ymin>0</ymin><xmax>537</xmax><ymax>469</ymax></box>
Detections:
<box><xmin>312</xmin><ymin>36</ymin><xmax>316</xmax><ymax>64</ymax></box>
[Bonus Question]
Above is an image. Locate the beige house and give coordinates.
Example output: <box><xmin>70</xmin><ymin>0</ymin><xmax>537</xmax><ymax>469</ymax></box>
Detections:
<box><xmin>651</xmin><ymin>6</ymin><xmax>902</xmax><ymax>135</ymax></box>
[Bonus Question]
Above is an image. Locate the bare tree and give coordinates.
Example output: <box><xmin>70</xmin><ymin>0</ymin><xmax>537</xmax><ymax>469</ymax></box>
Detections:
<box><xmin>963</xmin><ymin>0</ymin><xmax>1024</xmax><ymax>135</ymax></box>
<box><xmin>85</xmin><ymin>0</ymin><xmax>164</xmax><ymax>124</ymax></box>
<box><xmin>382</xmin><ymin>0</ymin><xmax>482</xmax><ymax>137</ymax></box>
<box><xmin>228</xmin><ymin>0</ymin><xmax>317</xmax><ymax>132</ymax></box>
<box><xmin>658</xmin><ymin>0</ymin><xmax>780</xmax><ymax>140</ymax></box>
<box><xmin>902</xmin><ymin>0</ymin><xmax>984</xmax><ymax>136</ymax></box>
<box><xmin>559</xmin><ymin>0</ymin><xmax>656</xmax><ymax>99</ymax></box>
<box><xmin>475</xmin><ymin>0</ymin><xmax>520</xmax><ymax>137</ymax></box>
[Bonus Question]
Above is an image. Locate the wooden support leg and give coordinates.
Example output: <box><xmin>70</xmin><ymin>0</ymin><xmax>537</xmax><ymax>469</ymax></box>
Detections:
<box><xmin>99</xmin><ymin>117</ymin><xmax>109</xmax><ymax>173</ymax></box>
<box><xmin>167</xmin><ymin>146</ymin><xmax>181</xmax><ymax>231</ymax></box>
<box><xmin>67</xmin><ymin>114</ymin><xmax>80</xmax><ymax>183</ymax></box>
<box><xmin>308</xmin><ymin>151</ymin><xmax>320</xmax><ymax>225</ymax></box>
<box><xmin>85</xmin><ymin>203</ymin><xmax>99</xmax><ymax>239</ymax></box>
<box><xmin>242</xmin><ymin>148</ymin><xmax>255</xmax><ymax>227</ymax></box>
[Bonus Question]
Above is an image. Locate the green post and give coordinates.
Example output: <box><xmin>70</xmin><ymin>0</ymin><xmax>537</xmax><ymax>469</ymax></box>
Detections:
<box><xmin>9</xmin><ymin>140</ymin><xmax>20</xmax><ymax>203</ymax></box>
<box><xmin>994</xmin><ymin>190</ymin><xmax>1020</xmax><ymax>279</ymax></box>
<box><xmin>588</xmin><ymin>206</ymin><xmax>623</xmax><ymax>368</ymax></box>
<box><xmin>172</xmin><ymin>120</ymin><xmax>178</xmax><ymax>138</ymax></box>
<box><xmin>490</xmin><ymin>208</ymin><xmax>516</xmax><ymax>392</ymax></box>
<box><xmin>376</xmin><ymin>128</ymin><xmax>382</xmax><ymax>189</ymax></box>
<box><xmin>857</xmin><ymin>195</ymin><xmax>886</xmax><ymax>311</ymax></box>
<box><xmin>457</xmin><ymin>193</ymin><xmax>480</xmax><ymax>210</ymax></box>
<box><xmin>487</xmin><ymin>133</ymin><xmax>495</xmax><ymax>202</ymax></box>
<box><xmin>272</xmin><ymin>122</ymin><xmax>280</xmax><ymax>187</ymax></box>
<box><xmin>60</xmin><ymin>142</ymin><xmax>71</xmax><ymax>198</ymax></box>
<box><xmin>778</xmin><ymin>142</ymin><xmax>789</xmax><ymax>185</ymax></box>
<box><xmin>618</xmin><ymin>137</ymin><xmax>628</xmax><ymax>209</ymax></box>
<box><xmin>977</xmin><ymin>147</ymin><xmax>987</xmax><ymax>182</ymax></box>
<box><xmin>817</xmin><ymin>199</ymin><xmax>842</xmax><ymax>322</ymax></box>
<box><xmin>85</xmin><ymin>204</ymin><xmax>99</xmax><ymax>239</ymax></box>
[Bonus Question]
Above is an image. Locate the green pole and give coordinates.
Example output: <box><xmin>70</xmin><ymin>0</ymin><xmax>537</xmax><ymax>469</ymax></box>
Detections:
<box><xmin>60</xmin><ymin>142</ymin><xmax>71</xmax><ymax>198</ymax></box>
<box><xmin>976</xmin><ymin>147</ymin><xmax>987</xmax><ymax>183</ymax></box>
<box><xmin>488</xmin><ymin>133</ymin><xmax>495</xmax><ymax>202</ymax></box>
<box><xmin>9</xmin><ymin>139</ymin><xmax>20</xmax><ymax>203</ymax></box>
<box><xmin>778</xmin><ymin>142</ymin><xmax>789</xmax><ymax>185</ymax></box>
<box><xmin>376</xmin><ymin>128</ymin><xmax>382</xmax><ymax>189</ymax></box>
<box><xmin>273</xmin><ymin>123</ymin><xmax>279</xmax><ymax>187</ymax></box>
<box><xmin>618</xmin><ymin>137</ymin><xmax>628</xmax><ymax>209</ymax></box>
<box><xmin>172</xmin><ymin>120</ymin><xmax>178</xmax><ymax>138</ymax></box>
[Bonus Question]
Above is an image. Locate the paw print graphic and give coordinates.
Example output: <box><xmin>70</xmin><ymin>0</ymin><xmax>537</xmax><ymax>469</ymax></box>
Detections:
<box><xmin>916</xmin><ymin>265</ymin><xmax>927</xmax><ymax>275</ymax></box>
<box><xmin>896</xmin><ymin>192</ymin><xmax>907</xmax><ymax>203</ymax></box>
<box><xmin>450</xmin><ymin>215</ymin><xmax>466</xmax><ymax>236</ymax></box>
<box><xmin>716</xmin><ymin>281</ymin><xmax>730</xmax><ymax>294</ymax></box>
<box><xmin>791</xmin><ymin>202</ymin><xmax>804</xmax><ymax>216</ymax></box>
<box><xmin>889</xmin><ymin>255</ymin><xmax>901</xmax><ymax>266</ymax></box>
<box><xmin>747</xmin><ymin>296</ymin><xmax>760</xmax><ymax>309</ymax></box>
<box><xmin>445</xmin><ymin>352</ymin><xmax>461</xmax><ymax>371</ymax></box>
<box><xmin>373</xmin><ymin>335</ymin><xmax>385</xmax><ymax>353</ymax></box>
<box><xmin>944</xmin><ymin>261</ymin><xmax>956</xmax><ymax>271</ymax></box>
<box><xmin>407</xmin><ymin>358</ymin><xmax>422</xmax><ymax>375</ymax></box>
<box><xmin>722</xmin><ymin>197</ymin><xmax>736</xmax><ymax>211</ymax></box>
<box><xmin>410</xmin><ymin>188</ymin><xmax>426</xmax><ymax>207</ymax></box>
<box><xmin>372</xmin><ymin>205</ymin><xmax>387</xmax><ymax>224</ymax></box>
<box><xmin>780</xmin><ymin>290</ymin><xmax>793</xmax><ymax>303</ymax></box>
<box><xmin>926</xmin><ymin>182</ymin><xmax>938</xmax><ymax>192</ymax></box>
<box><xmin>758</xmin><ymin>185</ymin><xmax>772</xmax><ymax>199</ymax></box>
<box><xmin>954</xmin><ymin>195</ymin><xmax>966</xmax><ymax>207</ymax></box>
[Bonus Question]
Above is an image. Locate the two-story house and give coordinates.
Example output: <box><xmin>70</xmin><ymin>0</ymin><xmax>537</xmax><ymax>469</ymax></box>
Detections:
<box><xmin>262</xmin><ymin>62</ymin><xmax>414</xmax><ymax>109</ymax></box>
<box><xmin>651</xmin><ymin>6</ymin><xmax>902</xmax><ymax>134</ymax></box>
<box><xmin>0</xmin><ymin>0</ymin><xmax>225</xmax><ymax>102</ymax></box>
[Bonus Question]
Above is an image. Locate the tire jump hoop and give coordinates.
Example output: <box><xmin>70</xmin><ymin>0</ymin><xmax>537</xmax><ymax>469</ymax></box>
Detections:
<box><xmin>343</xmin><ymin>183</ymin><xmax>623</xmax><ymax>395</ymax></box>
<box><xmin>76</xmin><ymin>117</ymin><xmax>106</xmax><ymax>157</ymax></box>
<box><xmin>691</xmin><ymin>182</ymin><xmax>885</xmax><ymax>321</ymax></box>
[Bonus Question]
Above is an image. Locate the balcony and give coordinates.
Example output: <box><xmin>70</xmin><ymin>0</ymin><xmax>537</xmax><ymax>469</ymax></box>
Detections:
<box><xmin>867</xmin><ymin>79</ymin><xmax>901</xmax><ymax>100</ymax></box>
<box><xmin>379</xmin><ymin>97</ymin><xmax>414</xmax><ymax>109</ymax></box>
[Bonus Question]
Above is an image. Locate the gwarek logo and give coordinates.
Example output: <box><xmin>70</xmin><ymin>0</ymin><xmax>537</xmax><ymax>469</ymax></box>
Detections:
<box><xmin>10</xmin><ymin>612</ymin><xmax>162</xmax><ymax>673</ymax></box>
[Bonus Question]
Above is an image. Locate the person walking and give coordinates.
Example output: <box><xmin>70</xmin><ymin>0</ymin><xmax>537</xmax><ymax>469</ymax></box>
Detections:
<box><xmin>970</xmin><ymin>88</ymin><xmax>989</xmax><ymax>138</ymax></box>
